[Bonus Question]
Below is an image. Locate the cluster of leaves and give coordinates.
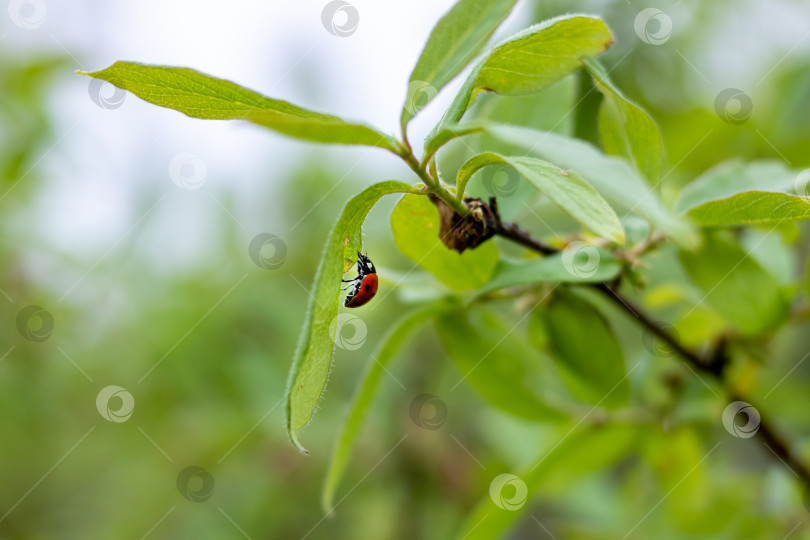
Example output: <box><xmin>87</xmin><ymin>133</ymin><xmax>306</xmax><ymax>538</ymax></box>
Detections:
<box><xmin>81</xmin><ymin>0</ymin><xmax>810</xmax><ymax>537</ymax></box>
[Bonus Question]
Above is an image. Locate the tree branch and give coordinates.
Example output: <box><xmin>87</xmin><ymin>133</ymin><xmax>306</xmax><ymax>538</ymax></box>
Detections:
<box><xmin>479</xmin><ymin>197</ymin><xmax>810</xmax><ymax>491</ymax></box>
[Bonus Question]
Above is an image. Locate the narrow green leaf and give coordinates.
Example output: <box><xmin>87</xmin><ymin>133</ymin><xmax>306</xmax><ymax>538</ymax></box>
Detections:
<box><xmin>401</xmin><ymin>0</ymin><xmax>519</xmax><ymax>127</ymax></box>
<box><xmin>435</xmin><ymin>307</ymin><xmax>567</xmax><ymax>420</ymax></box>
<box><xmin>79</xmin><ymin>61</ymin><xmax>399</xmax><ymax>152</ymax></box>
<box><xmin>457</xmin><ymin>152</ymin><xmax>625</xmax><ymax>244</ymax></box>
<box><xmin>478</xmin><ymin>251</ymin><xmax>621</xmax><ymax>295</ymax></box>
<box><xmin>322</xmin><ymin>302</ymin><xmax>450</xmax><ymax>513</ymax></box>
<box><xmin>390</xmin><ymin>193</ymin><xmax>499</xmax><ymax>290</ymax></box>
<box><xmin>687</xmin><ymin>190</ymin><xmax>810</xmax><ymax>226</ymax></box>
<box><xmin>431</xmin><ymin>14</ymin><xmax>613</xmax><ymax>139</ymax></box>
<box><xmin>540</xmin><ymin>289</ymin><xmax>628</xmax><ymax>407</ymax></box>
<box><xmin>285</xmin><ymin>181</ymin><xmax>421</xmax><ymax>454</ymax></box>
<box><xmin>455</xmin><ymin>423</ymin><xmax>637</xmax><ymax>540</ymax></box>
<box><xmin>675</xmin><ymin>159</ymin><xmax>797</xmax><ymax>213</ymax></box>
<box><xmin>583</xmin><ymin>57</ymin><xmax>663</xmax><ymax>182</ymax></box>
<box><xmin>679</xmin><ymin>231</ymin><xmax>789</xmax><ymax>335</ymax></box>
<box><xmin>483</xmin><ymin>123</ymin><xmax>698</xmax><ymax>247</ymax></box>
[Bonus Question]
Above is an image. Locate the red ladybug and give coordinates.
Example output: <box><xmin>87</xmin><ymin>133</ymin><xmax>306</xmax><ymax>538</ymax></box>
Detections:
<box><xmin>343</xmin><ymin>252</ymin><xmax>378</xmax><ymax>308</ymax></box>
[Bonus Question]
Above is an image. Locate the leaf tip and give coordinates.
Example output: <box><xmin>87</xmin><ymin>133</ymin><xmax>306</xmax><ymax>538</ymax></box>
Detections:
<box><xmin>289</xmin><ymin>432</ymin><xmax>311</xmax><ymax>455</ymax></box>
<box><xmin>320</xmin><ymin>493</ymin><xmax>336</xmax><ymax>516</ymax></box>
<box><xmin>286</xmin><ymin>403</ymin><xmax>312</xmax><ymax>455</ymax></box>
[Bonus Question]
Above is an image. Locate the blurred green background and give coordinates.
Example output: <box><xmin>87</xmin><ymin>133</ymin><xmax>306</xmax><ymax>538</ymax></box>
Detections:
<box><xmin>3</xmin><ymin>0</ymin><xmax>810</xmax><ymax>538</ymax></box>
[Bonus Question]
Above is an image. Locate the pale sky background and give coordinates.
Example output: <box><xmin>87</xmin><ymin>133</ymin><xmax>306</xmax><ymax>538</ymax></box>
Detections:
<box><xmin>2</xmin><ymin>0</ymin><xmax>809</xmax><ymax>298</ymax></box>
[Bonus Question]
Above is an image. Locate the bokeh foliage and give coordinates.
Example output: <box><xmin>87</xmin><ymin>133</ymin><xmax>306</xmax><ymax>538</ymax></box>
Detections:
<box><xmin>3</xmin><ymin>0</ymin><xmax>810</xmax><ymax>539</ymax></box>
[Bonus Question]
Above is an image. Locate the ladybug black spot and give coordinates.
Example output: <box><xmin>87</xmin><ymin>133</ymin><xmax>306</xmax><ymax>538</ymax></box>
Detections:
<box><xmin>364</xmin><ymin>284</ymin><xmax>371</xmax><ymax>291</ymax></box>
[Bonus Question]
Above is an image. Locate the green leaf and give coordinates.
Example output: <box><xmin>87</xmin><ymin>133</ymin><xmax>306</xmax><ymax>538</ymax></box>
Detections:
<box><xmin>679</xmin><ymin>231</ymin><xmax>789</xmax><ymax>335</ymax></box>
<box><xmin>675</xmin><ymin>159</ymin><xmax>798</xmax><ymax>213</ymax></box>
<box><xmin>540</xmin><ymin>288</ymin><xmax>629</xmax><ymax>407</ymax></box>
<box><xmin>401</xmin><ymin>0</ymin><xmax>519</xmax><ymax>128</ymax></box>
<box><xmin>390</xmin><ymin>194</ymin><xmax>498</xmax><ymax>290</ymax></box>
<box><xmin>482</xmin><ymin>123</ymin><xmax>698</xmax><ymax>247</ymax></box>
<box><xmin>322</xmin><ymin>302</ymin><xmax>450</xmax><ymax>513</ymax></box>
<box><xmin>433</xmin><ymin>14</ymin><xmax>613</xmax><ymax>137</ymax></box>
<box><xmin>583</xmin><ymin>57</ymin><xmax>663</xmax><ymax>182</ymax></box>
<box><xmin>285</xmin><ymin>181</ymin><xmax>420</xmax><ymax>454</ymax></box>
<box><xmin>455</xmin><ymin>424</ymin><xmax>637</xmax><ymax>540</ymax></box>
<box><xmin>435</xmin><ymin>307</ymin><xmax>567</xmax><ymax>420</ymax></box>
<box><xmin>478</xmin><ymin>251</ymin><xmax>621</xmax><ymax>295</ymax></box>
<box><xmin>79</xmin><ymin>61</ymin><xmax>400</xmax><ymax>152</ymax></box>
<box><xmin>687</xmin><ymin>190</ymin><xmax>810</xmax><ymax>226</ymax></box>
<box><xmin>457</xmin><ymin>152</ymin><xmax>625</xmax><ymax>244</ymax></box>
<box><xmin>469</xmin><ymin>14</ymin><xmax>612</xmax><ymax>101</ymax></box>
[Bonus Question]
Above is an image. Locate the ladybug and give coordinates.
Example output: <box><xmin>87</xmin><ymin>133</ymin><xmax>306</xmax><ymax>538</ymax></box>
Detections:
<box><xmin>342</xmin><ymin>252</ymin><xmax>378</xmax><ymax>308</ymax></box>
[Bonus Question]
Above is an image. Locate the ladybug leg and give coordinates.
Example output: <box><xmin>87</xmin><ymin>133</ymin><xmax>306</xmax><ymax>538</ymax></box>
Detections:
<box><xmin>341</xmin><ymin>278</ymin><xmax>359</xmax><ymax>291</ymax></box>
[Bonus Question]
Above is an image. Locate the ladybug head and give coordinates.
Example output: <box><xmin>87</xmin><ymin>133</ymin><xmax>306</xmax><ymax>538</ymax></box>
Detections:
<box><xmin>356</xmin><ymin>251</ymin><xmax>376</xmax><ymax>275</ymax></box>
